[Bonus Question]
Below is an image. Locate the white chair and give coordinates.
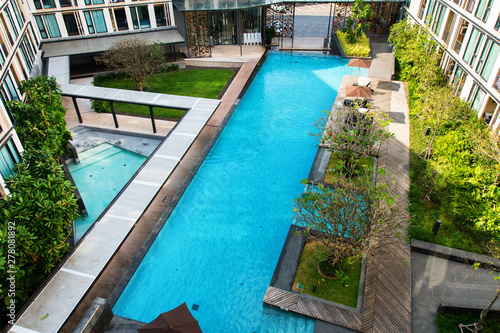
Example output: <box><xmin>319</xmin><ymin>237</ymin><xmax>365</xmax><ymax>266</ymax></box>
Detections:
<box><xmin>250</xmin><ymin>32</ymin><xmax>255</xmax><ymax>45</ymax></box>
<box><xmin>256</xmin><ymin>32</ymin><xmax>262</xmax><ymax>45</ymax></box>
<box><xmin>357</xmin><ymin>77</ymin><xmax>371</xmax><ymax>87</ymax></box>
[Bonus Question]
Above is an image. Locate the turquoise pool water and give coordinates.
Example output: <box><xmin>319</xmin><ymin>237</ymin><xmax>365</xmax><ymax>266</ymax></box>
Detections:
<box><xmin>113</xmin><ymin>52</ymin><xmax>366</xmax><ymax>332</ymax></box>
<box><xmin>68</xmin><ymin>143</ymin><xmax>146</xmax><ymax>240</ymax></box>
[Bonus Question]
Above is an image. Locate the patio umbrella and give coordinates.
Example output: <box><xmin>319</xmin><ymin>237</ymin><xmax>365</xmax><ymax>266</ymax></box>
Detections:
<box><xmin>137</xmin><ymin>303</ymin><xmax>202</xmax><ymax>333</ymax></box>
<box><xmin>348</xmin><ymin>58</ymin><xmax>372</xmax><ymax>78</ymax></box>
<box><xmin>345</xmin><ymin>85</ymin><xmax>372</xmax><ymax>99</ymax></box>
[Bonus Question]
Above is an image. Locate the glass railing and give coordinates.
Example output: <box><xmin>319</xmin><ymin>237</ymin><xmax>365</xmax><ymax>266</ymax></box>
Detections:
<box><xmin>173</xmin><ymin>0</ymin><xmax>405</xmax><ymax>11</ymax></box>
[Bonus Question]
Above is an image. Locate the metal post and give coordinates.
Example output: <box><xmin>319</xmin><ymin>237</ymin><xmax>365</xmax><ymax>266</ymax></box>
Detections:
<box><xmin>432</xmin><ymin>220</ymin><xmax>441</xmax><ymax>235</ymax></box>
<box><xmin>109</xmin><ymin>101</ymin><xmax>119</xmax><ymax>128</ymax></box>
<box><xmin>238</xmin><ymin>9</ymin><xmax>242</xmax><ymax>57</ymax></box>
<box><xmin>281</xmin><ymin>5</ymin><xmax>284</xmax><ymax>48</ymax></box>
<box><xmin>72</xmin><ymin>97</ymin><xmax>83</xmax><ymax>123</ymax></box>
<box><xmin>149</xmin><ymin>106</ymin><xmax>157</xmax><ymax>133</ymax></box>
<box><xmin>327</xmin><ymin>4</ymin><xmax>332</xmax><ymax>42</ymax></box>
<box><xmin>291</xmin><ymin>3</ymin><xmax>296</xmax><ymax>48</ymax></box>
<box><xmin>185</xmin><ymin>14</ymin><xmax>190</xmax><ymax>58</ymax></box>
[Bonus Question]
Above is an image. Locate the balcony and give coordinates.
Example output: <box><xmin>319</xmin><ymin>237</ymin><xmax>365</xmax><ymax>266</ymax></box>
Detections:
<box><xmin>453</xmin><ymin>40</ymin><xmax>462</xmax><ymax>54</ymax></box>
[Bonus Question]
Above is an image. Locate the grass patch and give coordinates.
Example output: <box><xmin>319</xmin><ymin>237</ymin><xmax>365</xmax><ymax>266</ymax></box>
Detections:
<box><xmin>93</xmin><ymin>68</ymin><xmax>235</xmax><ymax>119</ymax></box>
<box><xmin>436</xmin><ymin>312</ymin><xmax>500</xmax><ymax>333</ymax></box>
<box><xmin>324</xmin><ymin>152</ymin><xmax>375</xmax><ymax>184</ymax></box>
<box><xmin>292</xmin><ymin>240</ymin><xmax>361</xmax><ymax>308</ymax></box>
<box><xmin>336</xmin><ymin>31</ymin><xmax>370</xmax><ymax>57</ymax></box>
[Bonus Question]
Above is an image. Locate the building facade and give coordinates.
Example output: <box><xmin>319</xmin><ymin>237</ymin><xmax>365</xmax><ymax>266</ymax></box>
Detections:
<box><xmin>405</xmin><ymin>0</ymin><xmax>500</xmax><ymax>130</ymax></box>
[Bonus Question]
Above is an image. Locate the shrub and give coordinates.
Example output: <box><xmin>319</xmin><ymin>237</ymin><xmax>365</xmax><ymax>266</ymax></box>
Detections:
<box><xmin>336</xmin><ymin>31</ymin><xmax>370</xmax><ymax>57</ymax></box>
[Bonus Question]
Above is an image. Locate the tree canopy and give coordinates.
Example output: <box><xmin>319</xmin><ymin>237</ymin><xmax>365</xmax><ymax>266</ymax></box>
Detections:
<box><xmin>101</xmin><ymin>37</ymin><xmax>165</xmax><ymax>91</ymax></box>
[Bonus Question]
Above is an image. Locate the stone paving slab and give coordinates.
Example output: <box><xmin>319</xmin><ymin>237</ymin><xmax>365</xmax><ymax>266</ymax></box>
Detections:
<box><xmin>60</xmin><ymin>84</ymin><xmax>203</xmax><ymax>110</ymax></box>
<box><xmin>12</xmin><ymin>271</ymin><xmax>94</xmax><ymax>332</ymax></box>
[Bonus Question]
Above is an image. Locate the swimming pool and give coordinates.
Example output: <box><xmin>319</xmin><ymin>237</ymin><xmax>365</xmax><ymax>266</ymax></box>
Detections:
<box><xmin>68</xmin><ymin>143</ymin><xmax>147</xmax><ymax>240</ymax></box>
<box><xmin>113</xmin><ymin>52</ymin><xmax>366</xmax><ymax>332</ymax></box>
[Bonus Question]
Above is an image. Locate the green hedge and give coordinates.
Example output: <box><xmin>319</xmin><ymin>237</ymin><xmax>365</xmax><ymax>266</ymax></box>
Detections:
<box><xmin>336</xmin><ymin>31</ymin><xmax>370</xmax><ymax>57</ymax></box>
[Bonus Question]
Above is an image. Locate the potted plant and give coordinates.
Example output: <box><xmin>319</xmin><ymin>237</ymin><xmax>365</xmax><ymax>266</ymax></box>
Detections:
<box><xmin>265</xmin><ymin>26</ymin><xmax>276</xmax><ymax>45</ymax></box>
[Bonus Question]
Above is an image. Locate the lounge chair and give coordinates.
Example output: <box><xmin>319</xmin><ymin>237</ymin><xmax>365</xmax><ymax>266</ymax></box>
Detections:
<box><xmin>357</xmin><ymin>77</ymin><xmax>371</xmax><ymax>87</ymax></box>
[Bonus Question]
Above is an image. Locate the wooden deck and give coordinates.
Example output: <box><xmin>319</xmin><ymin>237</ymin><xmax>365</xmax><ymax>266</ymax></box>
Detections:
<box><xmin>265</xmin><ymin>77</ymin><xmax>412</xmax><ymax>333</ymax></box>
<box><xmin>264</xmin><ymin>286</ymin><xmax>363</xmax><ymax>331</ymax></box>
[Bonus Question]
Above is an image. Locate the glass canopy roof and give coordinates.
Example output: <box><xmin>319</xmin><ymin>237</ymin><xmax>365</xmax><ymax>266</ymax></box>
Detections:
<box><xmin>173</xmin><ymin>0</ymin><xmax>406</xmax><ymax>11</ymax></box>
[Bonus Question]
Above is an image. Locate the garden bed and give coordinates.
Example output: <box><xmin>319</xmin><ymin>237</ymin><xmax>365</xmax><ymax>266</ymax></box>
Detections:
<box><xmin>292</xmin><ymin>239</ymin><xmax>362</xmax><ymax>308</ymax></box>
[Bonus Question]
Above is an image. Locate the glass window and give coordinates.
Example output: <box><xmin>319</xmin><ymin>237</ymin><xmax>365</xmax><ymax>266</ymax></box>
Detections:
<box><xmin>130</xmin><ymin>6</ymin><xmax>150</xmax><ymax>29</ymax></box>
<box><xmin>11</xmin><ymin>0</ymin><xmax>25</xmax><ymax>27</ymax></box>
<box><xmin>495</xmin><ymin>15</ymin><xmax>500</xmax><ymax>31</ymax></box>
<box><xmin>154</xmin><ymin>4</ymin><xmax>167</xmax><ymax>27</ymax></box>
<box><xmin>41</xmin><ymin>0</ymin><xmax>56</xmax><ymax>9</ymax></box>
<box><xmin>480</xmin><ymin>42</ymin><xmax>500</xmax><ymax>81</ymax></box>
<box><xmin>463</xmin><ymin>27</ymin><xmax>483</xmax><ymax>66</ymax></box>
<box><xmin>0</xmin><ymin>44</ymin><xmax>6</xmax><ymax>67</ymax></box>
<box><xmin>84</xmin><ymin>0</ymin><xmax>104</xmax><ymax>5</ymax></box>
<box><xmin>470</xmin><ymin>86</ymin><xmax>486</xmax><ymax>112</ymax></box>
<box><xmin>63</xmin><ymin>13</ymin><xmax>79</xmax><ymax>35</ymax></box>
<box><xmin>432</xmin><ymin>4</ymin><xmax>445</xmax><ymax>34</ymax></box>
<box><xmin>466</xmin><ymin>0</ymin><xmax>476</xmax><ymax>13</ymax></box>
<box><xmin>3</xmin><ymin>72</ymin><xmax>19</xmax><ymax>100</ymax></box>
<box><xmin>475</xmin><ymin>0</ymin><xmax>491</xmax><ymax>22</ymax></box>
<box><xmin>475</xmin><ymin>38</ymin><xmax>491</xmax><ymax>74</ymax></box>
<box><xmin>84</xmin><ymin>10</ymin><xmax>107</xmax><ymax>34</ymax></box>
<box><xmin>0</xmin><ymin>139</ymin><xmax>21</xmax><ymax>179</ymax></box>
<box><xmin>114</xmin><ymin>8</ymin><xmax>127</xmax><ymax>30</ymax></box>
<box><xmin>35</xmin><ymin>16</ymin><xmax>48</xmax><ymax>38</ymax></box>
<box><xmin>425</xmin><ymin>0</ymin><xmax>436</xmax><ymax>25</ymax></box>
<box><xmin>43</xmin><ymin>14</ymin><xmax>61</xmax><ymax>38</ymax></box>
<box><xmin>4</xmin><ymin>7</ymin><xmax>19</xmax><ymax>39</ymax></box>
<box><xmin>33</xmin><ymin>0</ymin><xmax>42</xmax><ymax>9</ymax></box>
<box><xmin>59</xmin><ymin>0</ymin><xmax>74</xmax><ymax>7</ymax></box>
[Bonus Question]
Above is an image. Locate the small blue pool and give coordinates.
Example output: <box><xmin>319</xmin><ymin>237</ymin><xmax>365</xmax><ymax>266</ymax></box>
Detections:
<box><xmin>113</xmin><ymin>52</ymin><xmax>366</xmax><ymax>332</ymax></box>
<box><xmin>68</xmin><ymin>143</ymin><xmax>146</xmax><ymax>240</ymax></box>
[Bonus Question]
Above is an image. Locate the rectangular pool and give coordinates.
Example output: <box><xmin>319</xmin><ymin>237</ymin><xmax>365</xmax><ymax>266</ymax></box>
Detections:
<box><xmin>113</xmin><ymin>52</ymin><xmax>366</xmax><ymax>332</ymax></box>
<box><xmin>68</xmin><ymin>143</ymin><xmax>147</xmax><ymax>240</ymax></box>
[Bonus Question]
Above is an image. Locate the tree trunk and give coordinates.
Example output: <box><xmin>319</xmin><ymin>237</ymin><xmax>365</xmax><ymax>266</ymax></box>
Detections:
<box><xmin>476</xmin><ymin>288</ymin><xmax>500</xmax><ymax>332</ymax></box>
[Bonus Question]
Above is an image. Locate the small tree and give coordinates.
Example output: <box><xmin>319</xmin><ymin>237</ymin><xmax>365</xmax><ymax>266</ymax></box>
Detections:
<box><xmin>416</xmin><ymin>86</ymin><xmax>464</xmax><ymax>160</ymax></box>
<box><xmin>293</xmin><ymin>169</ymin><xmax>404</xmax><ymax>269</ymax></box>
<box><xmin>101</xmin><ymin>37</ymin><xmax>165</xmax><ymax>91</ymax></box>
<box><xmin>340</xmin><ymin>0</ymin><xmax>373</xmax><ymax>43</ymax></box>
<box><xmin>315</xmin><ymin>103</ymin><xmax>393</xmax><ymax>177</ymax></box>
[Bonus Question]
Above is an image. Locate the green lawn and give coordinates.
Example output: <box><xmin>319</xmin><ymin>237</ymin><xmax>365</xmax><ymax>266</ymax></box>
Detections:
<box><xmin>292</xmin><ymin>240</ymin><xmax>361</xmax><ymax>308</ymax></box>
<box><xmin>93</xmin><ymin>69</ymin><xmax>235</xmax><ymax>119</ymax></box>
